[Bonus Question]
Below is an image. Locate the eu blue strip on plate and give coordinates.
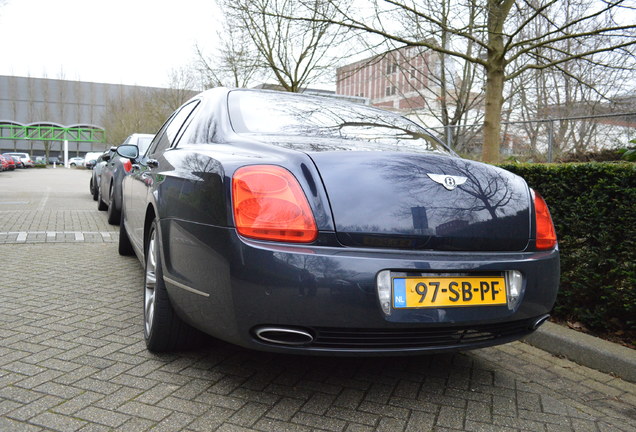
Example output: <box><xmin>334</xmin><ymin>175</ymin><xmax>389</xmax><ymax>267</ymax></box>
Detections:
<box><xmin>393</xmin><ymin>278</ymin><xmax>406</xmax><ymax>308</ymax></box>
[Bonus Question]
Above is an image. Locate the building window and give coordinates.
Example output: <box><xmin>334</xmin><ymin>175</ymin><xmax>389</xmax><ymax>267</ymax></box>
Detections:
<box><xmin>385</xmin><ymin>86</ymin><xmax>396</xmax><ymax>96</ymax></box>
<box><xmin>386</xmin><ymin>63</ymin><xmax>397</xmax><ymax>74</ymax></box>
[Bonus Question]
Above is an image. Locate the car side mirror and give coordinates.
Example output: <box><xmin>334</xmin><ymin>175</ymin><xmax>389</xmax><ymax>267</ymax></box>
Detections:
<box><xmin>117</xmin><ymin>145</ymin><xmax>139</xmax><ymax>160</ymax></box>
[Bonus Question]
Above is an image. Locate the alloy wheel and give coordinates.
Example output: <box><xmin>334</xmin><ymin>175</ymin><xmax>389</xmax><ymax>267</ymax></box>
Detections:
<box><xmin>144</xmin><ymin>229</ymin><xmax>157</xmax><ymax>336</ymax></box>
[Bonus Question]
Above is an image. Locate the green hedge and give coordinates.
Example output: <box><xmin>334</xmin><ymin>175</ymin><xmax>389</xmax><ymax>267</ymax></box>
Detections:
<box><xmin>500</xmin><ymin>162</ymin><xmax>636</xmax><ymax>333</ymax></box>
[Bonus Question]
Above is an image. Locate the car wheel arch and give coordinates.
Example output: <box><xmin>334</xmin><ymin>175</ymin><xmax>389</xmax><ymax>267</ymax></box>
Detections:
<box><xmin>143</xmin><ymin>205</ymin><xmax>158</xmax><ymax>256</ymax></box>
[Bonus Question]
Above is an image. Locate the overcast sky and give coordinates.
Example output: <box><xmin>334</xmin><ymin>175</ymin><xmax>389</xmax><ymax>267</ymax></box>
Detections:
<box><xmin>0</xmin><ymin>0</ymin><xmax>220</xmax><ymax>88</ymax></box>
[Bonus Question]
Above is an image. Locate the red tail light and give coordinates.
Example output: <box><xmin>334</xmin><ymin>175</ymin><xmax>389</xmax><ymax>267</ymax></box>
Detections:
<box><xmin>532</xmin><ymin>189</ymin><xmax>557</xmax><ymax>250</ymax></box>
<box><xmin>232</xmin><ymin>165</ymin><xmax>318</xmax><ymax>243</ymax></box>
<box><xmin>123</xmin><ymin>159</ymin><xmax>132</xmax><ymax>173</ymax></box>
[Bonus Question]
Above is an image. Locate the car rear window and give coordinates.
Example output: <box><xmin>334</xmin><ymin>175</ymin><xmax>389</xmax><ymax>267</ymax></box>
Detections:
<box><xmin>227</xmin><ymin>90</ymin><xmax>450</xmax><ymax>154</ymax></box>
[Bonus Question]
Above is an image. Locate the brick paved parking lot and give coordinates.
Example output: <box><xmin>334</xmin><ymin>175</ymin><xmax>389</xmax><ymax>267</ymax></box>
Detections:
<box><xmin>1</xmin><ymin>168</ymin><xmax>635</xmax><ymax>432</ymax></box>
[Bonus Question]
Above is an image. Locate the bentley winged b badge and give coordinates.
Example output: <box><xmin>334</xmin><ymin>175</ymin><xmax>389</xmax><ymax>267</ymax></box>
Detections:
<box><xmin>427</xmin><ymin>173</ymin><xmax>468</xmax><ymax>191</ymax></box>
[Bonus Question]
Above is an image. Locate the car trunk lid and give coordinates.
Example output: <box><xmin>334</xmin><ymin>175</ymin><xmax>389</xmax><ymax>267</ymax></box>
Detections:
<box><xmin>308</xmin><ymin>151</ymin><xmax>531</xmax><ymax>251</ymax></box>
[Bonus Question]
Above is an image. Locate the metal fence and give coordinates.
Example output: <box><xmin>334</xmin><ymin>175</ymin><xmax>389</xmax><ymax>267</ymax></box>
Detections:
<box><xmin>428</xmin><ymin>112</ymin><xmax>636</xmax><ymax>162</ymax></box>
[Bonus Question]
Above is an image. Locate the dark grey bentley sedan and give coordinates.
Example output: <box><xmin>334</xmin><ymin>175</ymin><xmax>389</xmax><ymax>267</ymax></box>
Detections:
<box><xmin>117</xmin><ymin>87</ymin><xmax>559</xmax><ymax>355</ymax></box>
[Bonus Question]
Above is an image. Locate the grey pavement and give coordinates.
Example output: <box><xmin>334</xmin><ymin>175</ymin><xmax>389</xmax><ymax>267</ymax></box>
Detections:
<box><xmin>0</xmin><ymin>167</ymin><xmax>635</xmax><ymax>432</ymax></box>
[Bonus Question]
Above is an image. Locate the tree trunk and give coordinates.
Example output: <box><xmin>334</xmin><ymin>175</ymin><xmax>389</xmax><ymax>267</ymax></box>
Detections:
<box><xmin>482</xmin><ymin>0</ymin><xmax>514</xmax><ymax>163</ymax></box>
<box><xmin>482</xmin><ymin>64</ymin><xmax>505</xmax><ymax>163</ymax></box>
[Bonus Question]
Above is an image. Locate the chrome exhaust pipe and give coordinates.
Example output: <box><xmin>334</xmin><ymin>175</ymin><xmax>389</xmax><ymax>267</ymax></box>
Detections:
<box><xmin>530</xmin><ymin>314</ymin><xmax>550</xmax><ymax>330</ymax></box>
<box><xmin>254</xmin><ymin>326</ymin><xmax>314</xmax><ymax>346</ymax></box>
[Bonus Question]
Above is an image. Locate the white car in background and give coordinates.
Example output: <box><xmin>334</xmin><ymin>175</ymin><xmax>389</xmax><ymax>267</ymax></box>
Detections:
<box><xmin>68</xmin><ymin>157</ymin><xmax>85</xmax><ymax>167</ymax></box>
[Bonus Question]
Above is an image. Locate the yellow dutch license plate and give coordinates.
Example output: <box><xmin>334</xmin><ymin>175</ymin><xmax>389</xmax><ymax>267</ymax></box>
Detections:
<box><xmin>392</xmin><ymin>276</ymin><xmax>507</xmax><ymax>308</ymax></box>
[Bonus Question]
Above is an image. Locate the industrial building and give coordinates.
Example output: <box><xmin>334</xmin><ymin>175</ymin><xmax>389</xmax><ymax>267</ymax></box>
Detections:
<box><xmin>0</xmin><ymin>75</ymin><xmax>168</xmax><ymax>157</ymax></box>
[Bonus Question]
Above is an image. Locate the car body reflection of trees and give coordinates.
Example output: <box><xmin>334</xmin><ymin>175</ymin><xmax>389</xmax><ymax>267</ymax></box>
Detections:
<box><xmin>117</xmin><ymin>87</ymin><xmax>559</xmax><ymax>355</ymax></box>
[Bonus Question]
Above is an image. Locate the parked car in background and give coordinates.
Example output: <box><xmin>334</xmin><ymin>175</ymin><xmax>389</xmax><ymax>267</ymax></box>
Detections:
<box><xmin>34</xmin><ymin>156</ymin><xmax>46</xmax><ymax>164</ymax></box>
<box><xmin>90</xmin><ymin>148</ymin><xmax>116</xmax><ymax>201</ymax></box>
<box><xmin>5</xmin><ymin>155</ymin><xmax>24</xmax><ymax>168</ymax></box>
<box><xmin>68</xmin><ymin>157</ymin><xmax>85</xmax><ymax>167</ymax></box>
<box><xmin>3</xmin><ymin>152</ymin><xmax>33</xmax><ymax>168</ymax></box>
<box><xmin>117</xmin><ymin>87</ymin><xmax>560</xmax><ymax>355</ymax></box>
<box><xmin>84</xmin><ymin>152</ymin><xmax>103</xmax><ymax>169</ymax></box>
<box><xmin>0</xmin><ymin>155</ymin><xmax>9</xmax><ymax>171</ymax></box>
<box><xmin>48</xmin><ymin>156</ymin><xmax>61</xmax><ymax>165</ymax></box>
<box><xmin>7</xmin><ymin>155</ymin><xmax>23</xmax><ymax>168</ymax></box>
<box><xmin>98</xmin><ymin>134</ymin><xmax>154</xmax><ymax>224</ymax></box>
<box><xmin>1</xmin><ymin>154</ymin><xmax>16</xmax><ymax>171</ymax></box>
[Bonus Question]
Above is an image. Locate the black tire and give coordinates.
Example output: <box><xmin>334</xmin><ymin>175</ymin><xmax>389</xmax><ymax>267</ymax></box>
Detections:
<box><xmin>92</xmin><ymin>182</ymin><xmax>99</xmax><ymax>201</ymax></box>
<box><xmin>107</xmin><ymin>184</ymin><xmax>121</xmax><ymax>225</ymax></box>
<box><xmin>143</xmin><ymin>220</ymin><xmax>201</xmax><ymax>352</ymax></box>
<box><xmin>97</xmin><ymin>185</ymin><xmax>107</xmax><ymax>211</ymax></box>
<box><xmin>118</xmin><ymin>207</ymin><xmax>134</xmax><ymax>256</ymax></box>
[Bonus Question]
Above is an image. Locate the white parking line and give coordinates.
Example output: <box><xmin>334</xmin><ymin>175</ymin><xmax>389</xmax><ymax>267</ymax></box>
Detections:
<box><xmin>37</xmin><ymin>187</ymin><xmax>51</xmax><ymax>212</ymax></box>
<box><xmin>0</xmin><ymin>231</ymin><xmax>118</xmax><ymax>243</ymax></box>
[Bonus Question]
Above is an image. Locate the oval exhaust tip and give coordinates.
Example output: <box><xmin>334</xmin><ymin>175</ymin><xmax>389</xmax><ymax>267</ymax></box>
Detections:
<box><xmin>531</xmin><ymin>314</ymin><xmax>550</xmax><ymax>330</ymax></box>
<box><xmin>254</xmin><ymin>326</ymin><xmax>314</xmax><ymax>346</ymax></box>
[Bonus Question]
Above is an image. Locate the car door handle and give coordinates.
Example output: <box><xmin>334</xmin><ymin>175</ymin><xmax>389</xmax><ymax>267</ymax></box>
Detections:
<box><xmin>147</xmin><ymin>159</ymin><xmax>159</xmax><ymax>168</ymax></box>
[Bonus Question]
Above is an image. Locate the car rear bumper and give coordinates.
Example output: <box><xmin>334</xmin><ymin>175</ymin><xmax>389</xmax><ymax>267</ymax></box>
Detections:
<box><xmin>160</xmin><ymin>220</ymin><xmax>560</xmax><ymax>355</ymax></box>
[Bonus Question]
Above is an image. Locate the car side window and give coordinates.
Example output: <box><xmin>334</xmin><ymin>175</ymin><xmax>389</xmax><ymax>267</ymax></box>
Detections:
<box><xmin>146</xmin><ymin>101</ymin><xmax>199</xmax><ymax>158</ymax></box>
<box><xmin>145</xmin><ymin>116</ymin><xmax>175</xmax><ymax>158</ymax></box>
<box><xmin>176</xmin><ymin>102</ymin><xmax>213</xmax><ymax>145</ymax></box>
<box><xmin>166</xmin><ymin>101</ymin><xmax>199</xmax><ymax>146</ymax></box>
<box><xmin>172</xmin><ymin>103</ymin><xmax>202</xmax><ymax>146</ymax></box>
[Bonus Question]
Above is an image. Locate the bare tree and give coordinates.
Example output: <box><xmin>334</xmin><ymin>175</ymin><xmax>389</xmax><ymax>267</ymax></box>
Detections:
<box><xmin>101</xmin><ymin>82</ymin><xmax>196</xmax><ymax>146</ymax></box>
<box><xmin>102</xmin><ymin>88</ymin><xmax>150</xmax><ymax>146</ymax></box>
<box><xmin>219</xmin><ymin>0</ymin><xmax>347</xmax><ymax>92</ymax></box>
<box><xmin>25</xmin><ymin>75</ymin><xmax>39</xmax><ymax>154</ymax></box>
<box><xmin>396</xmin><ymin>0</ymin><xmax>485</xmax><ymax>154</ymax></box>
<box><xmin>193</xmin><ymin>16</ymin><xmax>265</xmax><ymax>89</ymax></box>
<box><xmin>8</xmin><ymin>74</ymin><xmax>18</xmax><ymax>151</ymax></box>
<box><xmin>294</xmin><ymin>0</ymin><xmax>636</xmax><ymax>162</ymax></box>
<box><xmin>155</xmin><ymin>68</ymin><xmax>200</xmax><ymax>116</ymax></box>
<box><xmin>38</xmin><ymin>78</ymin><xmax>53</xmax><ymax>157</ymax></box>
<box><xmin>56</xmin><ymin>69</ymin><xmax>67</xmax><ymax>125</ymax></box>
<box><xmin>504</xmin><ymin>0</ymin><xmax>636</xmax><ymax>160</ymax></box>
